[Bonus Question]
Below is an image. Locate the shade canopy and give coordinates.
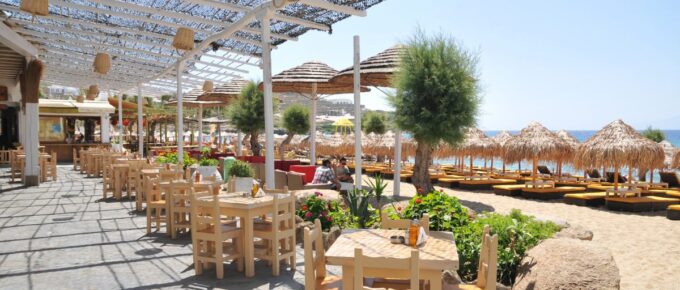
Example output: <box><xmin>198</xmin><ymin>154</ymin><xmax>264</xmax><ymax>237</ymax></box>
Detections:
<box><xmin>492</xmin><ymin>131</ymin><xmax>513</xmax><ymax>157</ymax></box>
<box><xmin>197</xmin><ymin>78</ymin><xmax>249</xmax><ymax>102</ymax></box>
<box><xmin>331</xmin><ymin>45</ymin><xmax>405</xmax><ymax>87</ymax></box>
<box><xmin>504</xmin><ymin>122</ymin><xmax>573</xmax><ymax>164</ymax></box>
<box><xmin>556</xmin><ymin>129</ymin><xmax>580</xmax><ymax>160</ymax></box>
<box><xmin>167</xmin><ymin>88</ymin><xmax>227</xmax><ymax>108</ymax></box>
<box><xmin>266</xmin><ymin>61</ymin><xmax>369</xmax><ymax>95</ymax></box>
<box><xmin>672</xmin><ymin>149</ymin><xmax>680</xmax><ymax>169</ymax></box>
<box><xmin>332</xmin><ymin>118</ymin><xmax>354</xmax><ymax>127</ymax></box>
<box><xmin>461</xmin><ymin>128</ymin><xmax>498</xmax><ymax>157</ymax></box>
<box><xmin>574</xmin><ymin>119</ymin><xmax>664</xmax><ymax>171</ymax></box>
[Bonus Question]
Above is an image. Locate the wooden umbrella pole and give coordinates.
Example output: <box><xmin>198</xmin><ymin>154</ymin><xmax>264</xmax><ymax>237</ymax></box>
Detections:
<box><xmin>490</xmin><ymin>156</ymin><xmax>494</xmax><ymax>172</ymax></box>
<box><xmin>614</xmin><ymin>163</ymin><xmax>619</xmax><ymax>190</ymax></box>
<box><xmin>532</xmin><ymin>157</ymin><xmax>538</xmax><ymax>183</ymax></box>
<box><xmin>650</xmin><ymin>168</ymin><xmax>654</xmax><ymax>183</ymax></box>
<box><xmin>469</xmin><ymin>155</ymin><xmax>473</xmax><ymax>176</ymax></box>
<box><xmin>502</xmin><ymin>161</ymin><xmax>506</xmax><ymax>174</ymax></box>
<box><xmin>627</xmin><ymin>164</ymin><xmax>633</xmax><ymax>186</ymax></box>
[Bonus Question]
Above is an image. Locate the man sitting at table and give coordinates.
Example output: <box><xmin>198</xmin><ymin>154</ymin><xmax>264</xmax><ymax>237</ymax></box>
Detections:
<box><xmin>311</xmin><ymin>159</ymin><xmax>341</xmax><ymax>190</ymax></box>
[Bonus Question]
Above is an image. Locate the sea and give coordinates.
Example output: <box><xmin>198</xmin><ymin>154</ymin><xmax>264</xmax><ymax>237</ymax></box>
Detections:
<box><xmin>419</xmin><ymin>130</ymin><xmax>680</xmax><ymax>178</ymax></box>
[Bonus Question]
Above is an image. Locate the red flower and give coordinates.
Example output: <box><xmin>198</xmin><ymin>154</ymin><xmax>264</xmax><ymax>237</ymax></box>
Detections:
<box><xmin>326</xmin><ymin>216</ymin><xmax>332</xmax><ymax>222</ymax></box>
<box><xmin>397</xmin><ymin>206</ymin><xmax>402</xmax><ymax>211</ymax></box>
<box><xmin>304</xmin><ymin>212</ymin><xmax>313</xmax><ymax>218</ymax></box>
<box><xmin>302</xmin><ymin>205</ymin><xmax>308</xmax><ymax>211</ymax></box>
<box><xmin>415</xmin><ymin>198</ymin><xmax>422</xmax><ymax>204</ymax></box>
<box><xmin>122</xmin><ymin>119</ymin><xmax>130</xmax><ymax>127</ymax></box>
<box><xmin>417</xmin><ymin>188</ymin><xmax>425</xmax><ymax>194</ymax></box>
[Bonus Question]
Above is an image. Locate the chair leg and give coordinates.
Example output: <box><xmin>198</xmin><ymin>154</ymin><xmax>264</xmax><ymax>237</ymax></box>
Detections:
<box><xmin>146</xmin><ymin>208</ymin><xmax>152</xmax><ymax>234</ymax></box>
<box><xmin>216</xmin><ymin>241</ymin><xmax>224</xmax><ymax>279</ymax></box>
<box><xmin>272</xmin><ymin>238</ymin><xmax>280</xmax><ymax>276</ymax></box>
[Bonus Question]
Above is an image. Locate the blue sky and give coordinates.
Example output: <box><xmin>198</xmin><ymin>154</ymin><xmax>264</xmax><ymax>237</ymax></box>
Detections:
<box><xmin>246</xmin><ymin>0</ymin><xmax>680</xmax><ymax>130</ymax></box>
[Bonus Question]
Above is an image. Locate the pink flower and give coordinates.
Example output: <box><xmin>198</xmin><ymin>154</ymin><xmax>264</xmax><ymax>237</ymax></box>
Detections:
<box><xmin>321</xmin><ymin>210</ymin><xmax>328</xmax><ymax>216</ymax></box>
<box><xmin>415</xmin><ymin>198</ymin><xmax>422</xmax><ymax>204</ymax></box>
<box><xmin>315</xmin><ymin>192</ymin><xmax>323</xmax><ymax>197</ymax></box>
<box><xmin>326</xmin><ymin>216</ymin><xmax>333</xmax><ymax>222</ymax></box>
<box><xmin>417</xmin><ymin>188</ymin><xmax>425</xmax><ymax>194</ymax></box>
<box><xmin>304</xmin><ymin>212</ymin><xmax>313</xmax><ymax>218</ymax></box>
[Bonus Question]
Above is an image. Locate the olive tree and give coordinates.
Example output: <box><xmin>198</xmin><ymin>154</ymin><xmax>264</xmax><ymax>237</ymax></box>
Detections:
<box><xmin>362</xmin><ymin>112</ymin><xmax>387</xmax><ymax>135</ymax></box>
<box><xmin>280</xmin><ymin>104</ymin><xmax>310</xmax><ymax>159</ymax></box>
<box><xmin>390</xmin><ymin>30</ymin><xmax>481</xmax><ymax>192</ymax></box>
<box><xmin>227</xmin><ymin>81</ymin><xmax>268</xmax><ymax>156</ymax></box>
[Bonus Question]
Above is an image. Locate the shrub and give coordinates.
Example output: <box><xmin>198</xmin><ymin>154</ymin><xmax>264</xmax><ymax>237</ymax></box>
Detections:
<box><xmin>454</xmin><ymin>209</ymin><xmax>560</xmax><ymax>285</ymax></box>
<box><xmin>642</xmin><ymin>126</ymin><xmax>665</xmax><ymax>142</ymax></box>
<box><xmin>199</xmin><ymin>158</ymin><xmax>219</xmax><ymax>166</ymax></box>
<box><xmin>228</xmin><ymin>160</ymin><xmax>254</xmax><ymax>177</ymax></box>
<box><xmin>297</xmin><ymin>192</ymin><xmax>334</xmax><ymax>230</ymax></box>
<box><xmin>397</xmin><ymin>190</ymin><xmax>470</xmax><ymax>231</ymax></box>
<box><xmin>156</xmin><ymin>151</ymin><xmax>196</xmax><ymax>168</ymax></box>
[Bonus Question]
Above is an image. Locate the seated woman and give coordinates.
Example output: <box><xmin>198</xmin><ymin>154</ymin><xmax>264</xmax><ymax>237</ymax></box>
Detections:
<box><xmin>335</xmin><ymin>157</ymin><xmax>354</xmax><ymax>183</ymax></box>
<box><xmin>311</xmin><ymin>159</ymin><xmax>341</xmax><ymax>190</ymax></box>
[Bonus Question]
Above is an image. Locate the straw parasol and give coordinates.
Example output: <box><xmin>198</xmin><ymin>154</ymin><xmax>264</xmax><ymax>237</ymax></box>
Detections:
<box><xmin>672</xmin><ymin>149</ymin><xmax>680</xmax><ymax>169</ymax></box>
<box><xmin>197</xmin><ymin>78</ymin><xmax>249</xmax><ymax>103</ymax></box>
<box><xmin>492</xmin><ymin>131</ymin><xmax>514</xmax><ymax>173</ymax></box>
<box><xmin>555</xmin><ymin>129</ymin><xmax>580</xmax><ymax>177</ymax></box>
<box><xmin>574</xmin><ymin>119</ymin><xmax>665</xmax><ymax>188</ymax></box>
<box><xmin>459</xmin><ymin>128</ymin><xmax>498</xmax><ymax>175</ymax></box>
<box><xmin>331</xmin><ymin>45</ymin><xmax>405</xmax><ymax>87</ymax></box>
<box><xmin>504</xmin><ymin>122</ymin><xmax>573</xmax><ymax>182</ymax></box>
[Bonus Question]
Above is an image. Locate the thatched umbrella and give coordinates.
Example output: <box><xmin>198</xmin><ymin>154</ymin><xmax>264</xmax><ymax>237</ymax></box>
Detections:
<box><xmin>504</xmin><ymin>122</ymin><xmax>573</xmax><ymax>182</ymax></box>
<box><xmin>167</xmin><ymin>88</ymin><xmax>227</xmax><ymax>149</ymax></box>
<box><xmin>574</xmin><ymin>119</ymin><xmax>665</xmax><ymax>189</ymax></box>
<box><xmin>196</xmin><ymin>78</ymin><xmax>249</xmax><ymax>102</ymax></box>
<box><xmin>266</xmin><ymin>61</ymin><xmax>368</xmax><ymax>164</ymax></box>
<box><xmin>555</xmin><ymin>129</ymin><xmax>580</xmax><ymax>177</ymax></box>
<box><xmin>331</xmin><ymin>45</ymin><xmax>405</xmax><ymax>87</ymax></box>
<box><xmin>672</xmin><ymin>149</ymin><xmax>680</xmax><ymax>169</ymax></box>
<box><xmin>461</xmin><ymin>128</ymin><xmax>498</xmax><ymax>175</ymax></box>
<box><xmin>492</xmin><ymin>131</ymin><xmax>514</xmax><ymax>173</ymax></box>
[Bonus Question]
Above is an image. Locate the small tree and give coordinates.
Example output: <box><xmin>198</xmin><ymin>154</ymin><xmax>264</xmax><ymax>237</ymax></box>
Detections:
<box><xmin>390</xmin><ymin>30</ymin><xmax>481</xmax><ymax>192</ymax></box>
<box><xmin>228</xmin><ymin>81</ymin><xmax>267</xmax><ymax>156</ymax></box>
<box><xmin>642</xmin><ymin>126</ymin><xmax>665</xmax><ymax>143</ymax></box>
<box><xmin>362</xmin><ymin>112</ymin><xmax>387</xmax><ymax>135</ymax></box>
<box><xmin>280</xmin><ymin>104</ymin><xmax>310</xmax><ymax>159</ymax></box>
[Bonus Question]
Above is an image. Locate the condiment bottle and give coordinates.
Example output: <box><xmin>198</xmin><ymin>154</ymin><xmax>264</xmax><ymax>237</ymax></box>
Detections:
<box><xmin>251</xmin><ymin>182</ymin><xmax>259</xmax><ymax>198</ymax></box>
<box><xmin>409</xmin><ymin>219</ymin><xmax>419</xmax><ymax>247</ymax></box>
<box><xmin>194</xmin><ymin>172</ymin><xmax>201</xmax><ymax>183</ymax></box>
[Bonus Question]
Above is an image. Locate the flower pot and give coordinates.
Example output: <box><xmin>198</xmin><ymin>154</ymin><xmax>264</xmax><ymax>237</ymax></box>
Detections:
<box><xmin>233</xmin><ymin>176</ymin><xmax>253</xmax><ymax>192</ymax></box>
<box><xmin>196</xmin><ymin>166</ymin><xmax>222</xmax><ymax>181</ymax></box>
<box><xmin>111</xmin><ymin>144</ymin><xmax>123</xmax><ymax>152</ymax></box>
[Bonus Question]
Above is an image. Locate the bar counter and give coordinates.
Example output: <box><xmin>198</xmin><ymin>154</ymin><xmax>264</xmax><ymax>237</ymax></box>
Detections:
<box><xmin>42</xmin><ymin>143</ymin><xmax>103</xmax><ymax>163</ymax></box>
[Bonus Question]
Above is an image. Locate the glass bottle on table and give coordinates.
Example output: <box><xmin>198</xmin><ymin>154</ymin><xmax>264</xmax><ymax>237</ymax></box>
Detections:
<box><xmin>409</xmin><ymin>219</ymin><xmax>420</xmax><ymax>247</ymax></box>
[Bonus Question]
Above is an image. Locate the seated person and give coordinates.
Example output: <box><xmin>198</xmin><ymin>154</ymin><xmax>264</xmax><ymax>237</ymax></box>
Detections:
<box><xmin>311</xmin><ymin>159</ymin><xmax>341</xmax><ymax>190</ymax></box>
<box><xmin>335</xmin><ymin>157</ymin><xmax>354</xmax><ymax>183</ymax></box>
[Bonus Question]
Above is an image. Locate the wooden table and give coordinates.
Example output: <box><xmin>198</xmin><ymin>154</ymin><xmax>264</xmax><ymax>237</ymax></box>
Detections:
<box><xmin>16</xmin><ymin>153</ymin><xmax>52</xmax><ymax>183</ymax></box>
<box><xmin>197</xmin><ymin>192</ymin><xmax>280</xmax><ymax>278</ymax></box>
<box><xmin>325</xmin><ymin>229</ymin><xmax>459</xmax><ymax>290</ymax></box>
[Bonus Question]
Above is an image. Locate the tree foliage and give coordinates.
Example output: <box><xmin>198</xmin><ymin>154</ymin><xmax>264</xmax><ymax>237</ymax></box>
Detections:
<box><xmin>389</xmin><ymin>29</ymin><xmax>481</xmax><ymax>191</ymax></box>
<box><xmin>362</xmin><ymin>112</ymin><xmax>387</xmax><ymax>135</ymax></box>
<box><xmin>642</xmin><ymin>126</ymin><xmax>665</xmax><ymax>143</ymax></box>
<box><xmin>282</xmin><ymin>104</ymin><xmax>310</xmax><ymax>136</ymax></box>
<box><xmin>227</xmin><ymin>81</ymin><xmax>270</xmax><ymax>156</ymax></box>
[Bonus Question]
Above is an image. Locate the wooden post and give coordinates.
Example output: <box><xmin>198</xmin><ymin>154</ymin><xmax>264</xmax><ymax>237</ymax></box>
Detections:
<box><xmin>353</xmin><ymin>35</ymin><xmax>362</xmax><ymax>189</ymax></box>
<box><xmin>469</xmin><ymin>155</ymin><xmax>473</xmax><ymax>176</ymax></box>
<box><xmin>532</xmin><ymin>157</ymin><xmax>538</xmax><ymax>183</ymax></box>
<box><xmin>137</xmin><ymin>85</ymin><xmax>144</xmax><ymax>158</ymax></box>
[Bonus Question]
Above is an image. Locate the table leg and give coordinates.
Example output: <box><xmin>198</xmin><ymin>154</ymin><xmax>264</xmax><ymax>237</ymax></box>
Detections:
<box><xmin>242</xmin><ymin>214</ymin><xmax>255</xmax><ymax>277</ymax></box>
<box><xmin>424</xmin><ymin>270</ymin><xmax>442</xmax><ymax>290</ymax></box>
<box><xmin>166</xmin><ymin>194</ymin><xmax>173</xmax><ymax>237</ymax></box>
<box><xmin>342</xmin><ymin>265</ymin><xmax>354</xmax><ymax>290</ymax></box>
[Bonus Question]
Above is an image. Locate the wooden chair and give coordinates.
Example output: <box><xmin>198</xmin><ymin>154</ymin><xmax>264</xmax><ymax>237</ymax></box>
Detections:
<box><xmin>169</xmin><ymin>181</ymin><xmax>193</xmax><ymax>239</ymax></box>
<box><xmin>353</xmin><ymin>248</ymin><xmax>420</xmax><ymax>290</ymax></box>
<box><xmin>72</xmin><ymin>148</ymin><xmax>80</xmax><ymax>171</ymax></box>
<box><xmin>79</xmin><ymin>149</ymin><xmax>87</xmax><ymax>174</ymax></box>
<box><xmin>145</xmin><ymin>177</ymin><xmax>167</xmax><ymax>233</ymax></box>
<box><xmin>380</xmin><ymin>212</ymin><xmax>430</xmax><ymax>234</ymax></box>
<box><xmin>127</xmin><ymin>160</ymin><xmax>146</xmax><ymax>209</ymax></box>
<box><xmin>9</xmin><ymin>150</ymin><xmax>24</xmax><ymax>182</ymax></box>
<box><xmin>444</xmin><ymin>225</ymin><xmax>498</xmax><ymax>290</ymax></box>
<box><xmin>44</xmin><ymin>152</ymin><xmax>58</xmax><ymax>181</ymax></box>
<box><xmin>190</xmin><ymin>187</ymin><xmax>244</xmax><ymax>279</ymax></box>
<box><xmin>253</xmin><ymin>190</ymin><xmax>297</xmax><ymax>276</ymax></box>
<box><xmin>102</xmin><ymin>155</ymin><xmax>115</xmax><ymax>199</ymax></box>
<box><xmin>303</xmin><ymin>219</ymin><xmax>342</xmax><ymax>290</ymax></box>
<box><xmin>159</xmin><ymin>168</ymin><xmax>183</xmax><ymax>182</ymax></box>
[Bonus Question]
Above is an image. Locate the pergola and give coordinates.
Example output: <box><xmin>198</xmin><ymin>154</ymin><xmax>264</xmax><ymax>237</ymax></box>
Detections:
<box><xmin>0</xmin><ymin>0</ymin><xmax>384</xmax><ymax>187</ymax></box>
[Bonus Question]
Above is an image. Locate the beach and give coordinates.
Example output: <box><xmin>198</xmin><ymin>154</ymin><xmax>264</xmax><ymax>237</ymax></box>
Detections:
<box><xmin>375</xmin><ymin>179</ymin><xmax>680</xmax><ymax>290</ymax></box>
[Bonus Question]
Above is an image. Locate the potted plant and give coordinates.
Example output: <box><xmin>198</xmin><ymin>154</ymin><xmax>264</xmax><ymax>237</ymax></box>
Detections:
<box><xmin>111</xmin><ymin>137</ymin><xmax>123</xmax><ymax>152</ymax></box>
<box><xmin>228</xmin><ymin>160</ymin><xmax>254</xmax><ymax>192</ymax></box>
<box><xmin>196</xmin><ymin>158</ymin><xmax>220</xmax><ymax>180</ymax></box>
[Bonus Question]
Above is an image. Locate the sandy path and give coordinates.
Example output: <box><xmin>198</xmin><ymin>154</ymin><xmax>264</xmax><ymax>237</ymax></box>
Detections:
<box><xmin>371</xmin><ymin>179</ymin><xmax>680</xmax><ymax>290</ymax></box>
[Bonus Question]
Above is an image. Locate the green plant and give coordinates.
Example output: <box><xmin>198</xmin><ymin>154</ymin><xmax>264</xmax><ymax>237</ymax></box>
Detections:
<box><xmin>362</xmin><ymin>112</ymin><xmax>387</xmax><ymax>135</ymax></box>
<box><xmin>297</xmin><ymin>192</ymin><xmax>334</xmax><ymax>230</ymax></box>
<box><xmin>366</xmin><ymin>174</ymin><xmax>388</xmax><ymax>221</ymax></box>
<box><xmin>642</xmin><ymin>126</ymin><xmax>665</xmax><ymax>142</ymax></box>
<box><xmin>200</xmin><ymin>147</ymin><xmax>211</xmax><ymax>157</ymax></box>
<box><xmin>343</xmin><ymin>189</ymin><xmax>375</xmax><ymax>229</ymax></box>
<box><xmin>389</xmin><ymin>29</ymin><xmax>481</xmax><ymax>191</ymax></box>
<box><xmin>199</xmin><ymin>158</ymin><xmax>219</xmax><ymax>166</ymax></box>
<box><xmin>156</xmin><ymin>151</ymin><xmax>196</xmax><ymax>168</ymax></box>
<box><xmin>228</xmin><ymin>160</ymin><xmax>254</xmax><ymax>178</ymax></box>
<box><xmin>227</xmin><ymin>81</ymin><xmax>277</xmax><ymax>156</ymax></box>
<box><xmin>394</xmin><ymin>190</ymin><xmax>469</xmax><ymax>231</ymax></box>
<box><xmin>280</xmin><ymin>104</ymin><xmax>310</xmax><ymax>158</ymax></box>
<box><xmin>454</xmin><ymin>209</ymin><xmax>560</xmax><ymax>285</ymax></box>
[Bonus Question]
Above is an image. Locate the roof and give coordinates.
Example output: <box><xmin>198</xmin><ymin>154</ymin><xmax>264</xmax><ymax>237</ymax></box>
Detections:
<box><xmin>0</xmin><ymin>0</ymin><xmax>384</xmax><ymax>97</ymax></box>
<box><xmin>268</xmin><ymin>61</ymin><xmax>369</xmax><ymax>95</ymax></box>
<box><xmin>332</xmin><ymin>44</ymin><xmax>404</xmax><ymax>87</ymax></box>
<box><xmin>197</xmin><ymin>78</ymin><xmax>249</xmax><ymax>102</ymax></box>
<box><xmin>39</xmin><ymin>99</ymin><xmax>115</xmax><ymax>116</ymax></box>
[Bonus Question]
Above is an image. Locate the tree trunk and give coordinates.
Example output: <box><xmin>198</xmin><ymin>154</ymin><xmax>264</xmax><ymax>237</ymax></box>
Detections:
<box><xmin>250</xmin><ymin>132</ymin><xmax>261</xmax><ymax>156</ymax></box>
<box><xmin>412</xmin><ymin>141</ymin><xmax>433</xmax><ymax>193</ymax></box>
<box><xmin>280</xmin><ymin>134</ymin><xmax>294</xmax><ymax>160</ymax></box>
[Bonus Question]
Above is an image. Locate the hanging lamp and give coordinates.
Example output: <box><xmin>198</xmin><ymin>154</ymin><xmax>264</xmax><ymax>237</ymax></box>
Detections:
<box><xmin>172</xmin><ymin>27</ymin><xmax>195</xmax><ymax>51</ymax></box>
<box><xmin>93</xmin><ymin>53</ymin><xmax>111</xmax><ymax>74</ymax></box>
<box><xmin>20</xmin><ymin>0</ymin><xmax>49</xmax><ymax>18</ymax></box>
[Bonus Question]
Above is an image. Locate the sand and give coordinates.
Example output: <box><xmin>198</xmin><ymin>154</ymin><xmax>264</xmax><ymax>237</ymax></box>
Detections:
<box><xmin>368</xmin><ymin>178</ymin><xmax>680</xmax><ymax>290</ymax></box>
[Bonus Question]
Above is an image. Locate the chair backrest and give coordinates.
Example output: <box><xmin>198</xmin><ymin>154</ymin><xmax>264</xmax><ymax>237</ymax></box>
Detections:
<box><xmin>303</xmin><ymin>219</ymin><xmax>326</xmax><ymax>290</ymax></box>
<box><xmin>275</xmin><ymin>170</ymin><xmax>288</xmax><ymax>190</ymax></box>
<box><xmin>537</xmin><ymin>165</ymin><xmax>552</xmax><ymax>175</ymax></box>
<box><xmin>286</xmin><ymin>172</ymin><xmax>306</xmax><ymax>190</ymax></box>
<box><xmin>587</xmin><ymin>169</ymin><xmax>601</xmax><ymax>179</ymax></box>
<box><xmin>353</xmin><ymin>248</ymin><xmax>419</xmax><ymax>290</ymax></box>
<box><xmin>159</xmin><ymin>169</ymin><xmax>182</xmax><ymax>181</ymax></box>
<box><xmin>190</xmin><ymin>186</ymin><xmax>220</xmax><ymax>233</ymax></box>
<box><xmin>170</xmin><ymin>180</ymin><xmax>192</xmax><ymax>208</ymax></box>
<box><xmin>659</xmin><ymin>172</ymin><xmax>680</xmax><ymax>188</ymax></box>
<box><xmin>146</xmin><ymin>177</ymin><xmax>162</xmax><ymax>202</ymax></box>
<box><xmin>271</xmin><ymin>189</ymin><xmax>295</xmax><ymax>235</ymax></box>
<box><xmin>476</xmin><ymin>225</ymin><xmax>498</xmax><ymax>290</ymax></box>
<box><xmin>380</xmin><ymin>212</ymin><xmax>430</xmax><ymax>234</ymax></box>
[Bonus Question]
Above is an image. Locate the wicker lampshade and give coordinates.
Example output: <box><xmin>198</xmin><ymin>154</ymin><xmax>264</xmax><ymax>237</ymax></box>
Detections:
<box><xmin>20</xmin><ymin>0</ymin><xmax>49</xmax><ymax>17</ymax></box>
<box><xmin>88</xmin><ymin>84</ymin><xmax>99</xmax><ymax>95</ymax></box>
<box><xmin>76</xmin><ymin>95</ymin><xmax>85</xmax><ymax>103</ymax></box>
<box><xmin>202</xmin><ymin>80</ymin><xmax>214</xmax><ymax>92</ymax></box>
<box><xmin>93</xmin><ymin>53</ymin><xmax>111</xmax><ymax>74</ymax></box>
<box><xmin>172</xmin><ymin>27</ymin><xmax>195</xmax><ymax>51</ymax></box>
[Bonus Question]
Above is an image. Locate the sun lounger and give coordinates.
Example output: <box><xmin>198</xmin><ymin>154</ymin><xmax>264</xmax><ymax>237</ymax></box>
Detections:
<box><xmin>667</xmin><ymin>205</ymin><xmax>680</xmax><ymax>220</ymax></box>
<box><xmin>493</xmin><ymin>184</ymin><xmax>526</xmax><ymax>196</ymax></box>
<box><xmin>658</xmin><ymin>172</ymin><xmax>680</xmax><ymax>189</ymax></box>
<box><xmin>555</xmin><ymin>180</ymin><xmax>589</xmax><ymax>188</ymax></box>
<box><xmin>438</xmin><ymin>176</ymin><xmax>465</xmax><ymax>188</ymax></box>
<box><xmin>605</xmin><ymin>196</ymin><xmax>680</xmax><ymax>212</ymax></box>
<box><xmin>521</xmin><ymin>186</ymin><xmax>587</xmax><ymax>200</ymax></box>
<box><xmin>564</xmin><ymin>192</ymin><xmax>610</xmax><ymax>207</ymax></box>
<box><xmin>459</xmin><ymin>178</ymin><xmax>516</xmax><ymax>191</ymax></box>
<box><xmin>605</xmin><ymin>172</ymin><xmax>627</xmax><ymax>183</ymax></box>
<box><xmin>537</xmin><ymin>165</ymin><xmax>553</xmax><ymax>176</ymax></box>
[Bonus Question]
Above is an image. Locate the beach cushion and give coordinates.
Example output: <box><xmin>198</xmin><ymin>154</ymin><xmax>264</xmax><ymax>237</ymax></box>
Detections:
<box><xmin>523</xmin><ymin>186</ymin><xmax>586</xmax><ymax>193</ymax></box>
<box><xmin>606</xmin><ymin>196</ymin><xmax>679</xmax><ymax>204</ymax></box>
<box><xmin>668</xmin><ymin>205</ymin><xmax>680</xmax><ymax>211</ymax></box>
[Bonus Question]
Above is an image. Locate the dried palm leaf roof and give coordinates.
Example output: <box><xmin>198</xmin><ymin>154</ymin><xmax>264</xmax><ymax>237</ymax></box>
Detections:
<box><xmin>491</xmin><ymin>130</ymin><xmax>513</xmax><ymax>157</ymax></box>
<box><xmin>166</xmin><ymin>88</ymin><xmax>226</xmax><ymax>108</ymax></box>
<box><xmin>0</xmin><ymin>0</ymin><xmax>384</xmax><ymax>96</ymax></box>
<box><xmin>331</xmin><ymin>45</ymin><xmax>405</xmax><ymax>87</ymax></box>
<box><xmin>672</xmin><ymin>149</ymin><xmax>680</xmax><ymax>169</ymax></box>
<box><xmin>197</xmin><ymin>78</ymin><xmax>249</xmax><ymax>102</ymax></box>
<box><xmin>556</xmin><ymin>129</ymin><xmax>579</xmax><ymax>161</ymax></box>
<box><xmin>504</xmin><ymin>121</ymin><xmax>573</xmax><ymax>163</ymax></box>
<box><xmin>659</xmin><ymin>140</ymin><xmax>675</xmax><ymax>168</ymax></box>
<box><xmin>461</xmin><ymin>127</ymin><xmax>498</xmax><ymax>157</ymax></box>
<box><xmin>574</xmin><ymin>119</ymin><xmax>665</xmax><ymax>170</ymax></box>
<box><xmin>266</xmin><ymin>61</ymin><xmax>369</xmax><ymax>95</ymax></box>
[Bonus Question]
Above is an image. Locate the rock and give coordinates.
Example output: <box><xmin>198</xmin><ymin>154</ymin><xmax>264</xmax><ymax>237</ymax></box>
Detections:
<box><xmin>513</xmin><ymin>238</ymin><xmax>620</xmax><ymax>290</ymax></box>
<box><xmin>322</xmin><ymin>226</ymin><xmax>342</xmax><ymax>250</ymax></box>
<box><xmin>555</xmin><ymin>224</ymin><xmax>594</xmax><ymax>241</ymax></box>
<box><xmin>295</xmin><ymin>221</ymin><xmax>314</xmax><ymax>244</ymax></box>
<box><xmin>295</xmin><ymin>215</ymin><xmax>304</xmax><ymax>224</ymax></box>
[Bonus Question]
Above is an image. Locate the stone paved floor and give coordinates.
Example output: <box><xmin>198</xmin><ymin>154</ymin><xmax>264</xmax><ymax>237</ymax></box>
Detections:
<box><xmin>0</xmin><ymin>166</ymin><xmax>340</xmax><ymax>290</ymax></box>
